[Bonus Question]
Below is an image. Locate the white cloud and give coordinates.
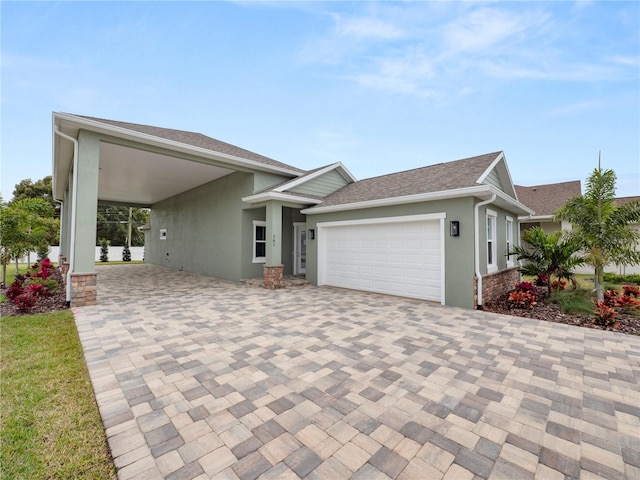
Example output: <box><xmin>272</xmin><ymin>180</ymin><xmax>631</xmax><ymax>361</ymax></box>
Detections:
<box><xmin>298</xmin><ymin>3</ymin><xmax>637</xmax><ymax>102</ymax></box>
<box><xmin>441</xmin><ymin>8</ymin><xmax>549</xmax><ymax>55</ymax></box>
<box><xmin>334</xmin><ymin>15</ymin><xmax>405</xmax><ymax>40</ymax></box>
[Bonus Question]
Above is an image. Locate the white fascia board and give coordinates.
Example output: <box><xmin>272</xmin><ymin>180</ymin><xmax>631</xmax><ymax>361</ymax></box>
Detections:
<box><xmin>53</xmin><ymin>112</ymin><xmax>302</xmax><ymax>177</ymax></box>
<box><xmin>302</xmin><ymin>185</ymin><xmax>492</xmax><ymax>215</ymax></box>
<box><xmin>274</xmin><ymin>162</ymin><xmax>357</xmax><ymax>193</ymax></box>
<box><xmin>242</xmin><ymin>191</ymin><xmax>323</xmax><ymax>205</ymax></box>
<box><xmin>476</xmin><ymin>151</ymin><xmax>519</xmax><ymax>201</ymax></box>
<box><xmin>519</xmin><ymin>214</ymin><xmax>554</xmax><ymax>221</ymax></box>
<box><xmin>476</xmin><ymin>152</ymin><xmax>504</xmax><ymax>184</ymax></box>
<box><xmin>492</xmin><ymin>188</ymin><xmax>535</xmax><ymax>215</ymax></box>
<box><xmin>302</xmin><ymin>184</ymin><xmax>535</xmax><ymax>216</ymax></box>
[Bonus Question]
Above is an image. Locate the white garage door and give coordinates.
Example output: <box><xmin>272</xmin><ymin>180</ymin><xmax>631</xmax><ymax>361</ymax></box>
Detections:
<box><xmin>318</xmin><ymin>214</ymin><xmax>444</xmax><ymax>303</ymax></box>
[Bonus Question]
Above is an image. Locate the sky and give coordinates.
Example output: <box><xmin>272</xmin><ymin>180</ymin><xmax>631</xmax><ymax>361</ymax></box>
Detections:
<box><xmin>1</xmin><ymin>1</ymin><xmax>639</xmax><ymax>201</ymax></box>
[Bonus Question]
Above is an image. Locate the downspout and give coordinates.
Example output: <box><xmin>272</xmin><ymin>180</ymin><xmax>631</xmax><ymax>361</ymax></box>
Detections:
<box><xmin>474</xmin><ymin>194</ymin><xmax>496</xmax><ymax>309</ymax></box>
<box><xmin>54</xmin><ymin>126</ymin><xmax>79</xmax><ymax>305</ymax></box>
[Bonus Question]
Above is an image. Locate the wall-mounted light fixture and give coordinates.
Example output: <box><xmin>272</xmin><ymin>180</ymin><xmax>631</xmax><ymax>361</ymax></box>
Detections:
<box><xmin>308</xmin><ymin>229</ymin><xmax>315</xmax><ymax>240</ymax></box>
<box><xmin>450</xmin><ymin>221</ymin><xmax>460</xmax><ymax>237</ymax></box>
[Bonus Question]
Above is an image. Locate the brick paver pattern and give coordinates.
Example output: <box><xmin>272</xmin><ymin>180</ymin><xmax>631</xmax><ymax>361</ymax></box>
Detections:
<box><xmin>74</xmin><ymin>265</ymin><xmax>640</xmax><ymax>479</ymax></box>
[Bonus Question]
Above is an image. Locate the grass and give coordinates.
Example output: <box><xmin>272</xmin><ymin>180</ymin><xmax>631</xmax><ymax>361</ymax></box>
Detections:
<box><xmin>1</xmin><ymin>310</ymin><xmax>117</xmax><ymax>479</ymax></box>
<box><xmin>547</xmin><ymin>273</ymin><xmax>640</xmax><ymax>317</ymax></box>
<box><xmin>550</xmin><ymin>288</ymin><xmax>598</xmax><ymax>315</ymax></box>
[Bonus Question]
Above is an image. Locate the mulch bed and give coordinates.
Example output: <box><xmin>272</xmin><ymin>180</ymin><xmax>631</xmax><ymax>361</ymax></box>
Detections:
<box><xmin>1</xmin><ymin>268</ymin><xmax>69</xmax><ymax>317</ymax></box>
<box><xmin>3</xmin><ymin>269</ymin><xmax>639</xmax><ymax>337</ymax></box>
<box><xmin>484</xmin><ymin>288</ymin><xmax>640</xmax><ymax>336</ymax></box>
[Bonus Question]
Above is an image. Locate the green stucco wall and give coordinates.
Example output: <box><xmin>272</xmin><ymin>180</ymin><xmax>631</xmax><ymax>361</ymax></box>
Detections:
<box><xmin>147</xmin><ymin>172</ymin><xmax>254</xmax><ymax>281</ymax></box>
<box><xmin>304</xmin><ymin>198</ymin><xmax>476</xmax><ymax>309</ymax></box>
<box><xmin>146</xmin><ymin>171</ymin><xmax>303</xmax><ymax>282</ymax></box>
<box><xmin>304</xmin><ymin>197</ymin><xmax>521</xmax><ymax>310</ymax></box>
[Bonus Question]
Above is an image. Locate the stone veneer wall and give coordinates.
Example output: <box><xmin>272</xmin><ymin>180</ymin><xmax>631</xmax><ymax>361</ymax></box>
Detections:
<box><xmin>263</xmin><ymin>265</ymin><xmax>284</xmax><ymax>290</ymax></box>
<box><xmin>70</xmin><ymin>272</ymin><xmax>97</xmax><ymax>307</ymax></box>
<box><xmin>474</xmin><ymin>267</ymin><xmax>520</xmax><ymax>308</ymax></box>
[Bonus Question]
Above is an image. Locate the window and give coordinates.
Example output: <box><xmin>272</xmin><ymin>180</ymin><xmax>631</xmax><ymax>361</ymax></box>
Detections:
<box><xmin>487</xmin><ymin>210</ymin><xmax>497</xmax><ymax>272</ymax></box>
<box><xmin>506</xmin><ymin>216</ymin><xmax>514</xmax><ymax>267</ymax></box>
<box><xmin>253</xmin><ymin>221</ymin><xmax>266</xmax><ymax>263</ymax></box>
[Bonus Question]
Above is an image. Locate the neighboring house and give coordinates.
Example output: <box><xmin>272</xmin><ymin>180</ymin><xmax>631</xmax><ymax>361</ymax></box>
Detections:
<box><xmin>515</xmin><ymin>181</ymin><xmax>581</xmax><ymax>234</ymax></box>
<box><xmin>52</xmin><ymin>113</ymin><xmax>532</xmax><ymax>308</ymax></box>
<box><xmin>515</xmin><ymin>182</ymin><xmax>640</xmax><ymax>275</ymax></box>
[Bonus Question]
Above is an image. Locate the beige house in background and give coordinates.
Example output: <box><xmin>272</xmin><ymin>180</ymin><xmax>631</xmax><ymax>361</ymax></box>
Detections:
<box><xmin>515</xmin><ymin>181</ymin><xmax>581</xmax><ymax>234</ymax></box>
<box><xmin>515</xmin><ymin>181</ymin><xmax>640</xmax><ymax>275</ymax></box>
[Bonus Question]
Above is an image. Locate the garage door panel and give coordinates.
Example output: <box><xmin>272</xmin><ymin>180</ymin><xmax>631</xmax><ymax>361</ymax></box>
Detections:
<box><xmin>319</xmin><ymin>218</ymin><xmax>443</xmax><ymax>302</ymax></box>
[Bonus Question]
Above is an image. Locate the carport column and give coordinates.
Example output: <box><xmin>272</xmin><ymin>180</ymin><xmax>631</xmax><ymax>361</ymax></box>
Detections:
<box><xmin>264</xmin><ymin>201</ymin><xmax>284</xmax><ymax>289</ymax></box>
<box><xmin>70</xmin><ymin>130</ymin><xmax>100</xmax><ymax>307</ymax></box>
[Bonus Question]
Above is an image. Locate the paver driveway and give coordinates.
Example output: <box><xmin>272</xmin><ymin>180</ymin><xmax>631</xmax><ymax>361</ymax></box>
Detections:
<box><xmin>74</xmin><ymin>264</ymin><xmax>640</xmax><ymax>480</ymax></box>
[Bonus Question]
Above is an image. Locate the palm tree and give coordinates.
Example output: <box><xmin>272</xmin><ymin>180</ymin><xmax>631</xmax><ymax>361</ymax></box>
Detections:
<box><xmin>509</xmin><ymin>226</ymin><xmax>585</xmax><ymax>295</ymax></box>
<box><xmin>555</xmin><ymin>161</ymin><xmax>640</xmax><ymax>302</ymax></box>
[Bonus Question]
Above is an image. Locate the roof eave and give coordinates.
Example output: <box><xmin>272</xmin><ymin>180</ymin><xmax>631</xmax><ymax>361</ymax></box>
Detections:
<box><xmin>242</xmin><ymin>191</ymin><xmax>323</xmax><ymax>206</ymax></box>
<box><xmin>52</xmin><ymin>112</ymin><xmax>302</xmax><ymax>180</ymax></box>
<box><xmin>274</xmin><ymin>162</ymin><xmax>357</xmax><ymax>193</ymax></box>
<box><xmin>302</xmin><ymin>185</ymin><xmax>534</xmax><ymax>215</ymax></box>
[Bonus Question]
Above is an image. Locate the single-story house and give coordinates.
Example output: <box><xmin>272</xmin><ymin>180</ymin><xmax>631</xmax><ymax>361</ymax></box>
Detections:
<box><xmin>515</xmin><ymin>182</ymin><xmax>640</xmax><ymax>275</ymax></box>
<box><xmin>515</xmin><ymin>181</ymin><xmax>581</xmax><ymax>234</ymax></box>
<box><xmin>52</xmin><ymin>112</ymin><xmax>533</xmax><ymax>308</ymax></box>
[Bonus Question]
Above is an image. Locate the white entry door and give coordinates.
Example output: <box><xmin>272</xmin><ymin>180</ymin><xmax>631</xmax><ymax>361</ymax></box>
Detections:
<box><xmin>294</xmin><ymin>223</ymin><xmax>307</xmax><ymax>275</ymax></box>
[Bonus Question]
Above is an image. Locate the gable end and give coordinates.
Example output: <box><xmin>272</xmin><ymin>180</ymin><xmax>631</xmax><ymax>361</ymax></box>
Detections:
<box><xmin>288</xmin><ymin>169</ymin><xmax>350</xmax><ymax>197</ymax></box>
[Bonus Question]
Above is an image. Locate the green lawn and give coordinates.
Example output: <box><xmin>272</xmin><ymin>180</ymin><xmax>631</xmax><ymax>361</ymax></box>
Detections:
<box><xmin>1</xmin><ymin>310</ymin><xmax>116</xmax><ymax>479</ymax></box>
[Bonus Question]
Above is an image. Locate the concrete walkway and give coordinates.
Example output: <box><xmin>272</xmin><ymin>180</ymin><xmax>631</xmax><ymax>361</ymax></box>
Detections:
<box><xmin>75</xmin><ymin>264</ymin><xmax>640</xmax><ymax>480</ymax></box>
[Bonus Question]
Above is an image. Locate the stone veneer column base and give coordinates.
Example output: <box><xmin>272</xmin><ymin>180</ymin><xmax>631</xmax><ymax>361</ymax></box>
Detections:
<box><xmin>70</xmin><ymin>272</ymin><xmax>98</xmax><ymax>307</ymax></box>
<box><xmin>474</xmin><ymin>267</ymin><xmax>520</xmax><ymax>309</ymax></box>
<box><xmin>263</xmin><ymin>265</ymin><xmax>284</xmax><ymax>290</ymax></box>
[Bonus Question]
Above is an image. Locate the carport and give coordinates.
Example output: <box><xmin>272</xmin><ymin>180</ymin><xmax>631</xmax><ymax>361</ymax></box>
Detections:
<box><xmin>52</xmin><ymin>112</ymin><xmax>302</xmax><ymax>306</ymax></box>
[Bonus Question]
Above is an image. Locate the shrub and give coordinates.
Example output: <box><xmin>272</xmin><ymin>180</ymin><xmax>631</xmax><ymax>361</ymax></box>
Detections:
<box><xmin>26</xmin><ymin>281</ymin><xmax>49</xmax><ymax>297</ymax></box>
<box><xmin>603</xmin><ymin>273</ymin><xmax>640</xmax><ymax>285</ymax></box>
<box><xmin>99</xmin><ymin>238</ymin><xmax>109</xmax><ymax>263</ymax></box>
<box><xmin>6</xmin><ymin>280</ymin><xmax>24</xmax><ymax>301</ymax></box>
<box><xmin>6</xmin><ymin>261</ymin><xmax>63</xmax><ymax>313</ymax></box>
<box><xmin>508</xmin><ymin>291</ymin><xmax>537</xmax><ymax>309</ymax></box>
<box><xmin>623</xmin><ymin>285</ymin><xmax>640</xmax><ymax>298</ymax></box>
<box><xmin>14</xmin><ymin>292</ymin><xmax>37</xmax><ymax>312</ymax></box>
<box><xmin>515</xmin><ymin>281</ymin><xmax>537</xmax><ymax>295</ymax></box>
<box><xmin>594</xmin><ymin>301</ymin><xmax>617</xmax><ymax>326</ymax></box>
<box><xmin>122</xmin><ymin>245</ymin><xmax>131</xmax><ymax>262</ymax></box>
<box><xmin>535</xmin><ymin>274</ymin><xmax>549</xmax><ymax>286</ymax></box>
<box><xmin>551</xmin><ymin>279</ymin><xmax>567</xmax><ymax>291</ymax></box>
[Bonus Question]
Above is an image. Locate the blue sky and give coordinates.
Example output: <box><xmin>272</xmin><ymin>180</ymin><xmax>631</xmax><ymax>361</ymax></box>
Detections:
<box><xmin>2</xmin><ymin>1</ymin><xmax>639</xmax><ymax>200</ymax></box>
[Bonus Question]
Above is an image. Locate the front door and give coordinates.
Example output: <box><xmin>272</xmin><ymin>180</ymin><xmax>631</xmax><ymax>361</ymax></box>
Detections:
<box><xmin>294</xmin><ymin>223</ymin><xmax>307</xmax><ymax>275</ymax></box>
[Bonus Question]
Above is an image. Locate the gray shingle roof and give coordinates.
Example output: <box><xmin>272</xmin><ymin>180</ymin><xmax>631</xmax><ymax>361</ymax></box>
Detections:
<box><xmin>615</xmin><ymin>196</ymin><xmax>640</xmax><ymax>207</ymax></box>
<box><xmin>313</xmin><ymin>152</ymin><xmax>502</xmax><ymax>208</ymax></box>
<box><xmin>515</xmin><ymin>181</ymin><xmax>582</xmax><ymax>217</ymax></box>
<box><xmin>75</xmin><ymin>115</ymin><xmax>304</xmax><ymax>174</ymax></box>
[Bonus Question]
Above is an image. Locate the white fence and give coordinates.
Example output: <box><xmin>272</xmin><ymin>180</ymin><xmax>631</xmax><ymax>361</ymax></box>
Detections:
<box><xmin>17</xmin><ymin>246</ymin><xmax>145</xmax><ymax>263</ymax></box>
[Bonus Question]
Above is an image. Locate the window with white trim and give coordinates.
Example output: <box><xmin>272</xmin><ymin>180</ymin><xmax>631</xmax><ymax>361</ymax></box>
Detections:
<box><xmin>253</xmin><ymin>221</ymin><xmax>266</xmax><ymax>263</ymax></box>
<box><xmin>506</xmin><ymin>216</ymin><xmax>514</xmax><ymax>267</ymax></box>
<box><xmin>487</xmin><ymin>210</ymin><xmax>497</xmax><ymax>272</ymax></box>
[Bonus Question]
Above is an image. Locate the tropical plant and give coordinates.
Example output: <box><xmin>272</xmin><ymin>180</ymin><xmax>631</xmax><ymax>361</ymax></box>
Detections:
<box><xmin>509</xmin><ymin>226</ymin><xmax>585</xmax><ymax>295</ymax></box>
<box><xmin>555</xmin><ymin>163</ymin><xmax>640</xmax><ymax>302</ymax></box>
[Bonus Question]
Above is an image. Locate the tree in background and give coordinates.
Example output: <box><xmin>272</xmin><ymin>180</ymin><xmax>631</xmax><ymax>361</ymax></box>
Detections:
<box><xmin>96</xmin><ymin>205</ymin><xmax>148</xmax><ymax>247</ymax></box>
<box><xmin>10</xmin><ymin>176</ymin><xmax>149</xmax><ymax>247</ymax></box>
<box><xmin>1</xmin><ymin>197</ymin><xmax>56</xmax><ymax>285</ymax></box>
<box><xmin>11</xmin><ymin>176</ymin><xmax>58</xmax><ymax>215</ymax></box>
<box><xmin>555</xmin><ymin>162</ymin><xmax>640</xmax><ymax>302</ymax></box>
